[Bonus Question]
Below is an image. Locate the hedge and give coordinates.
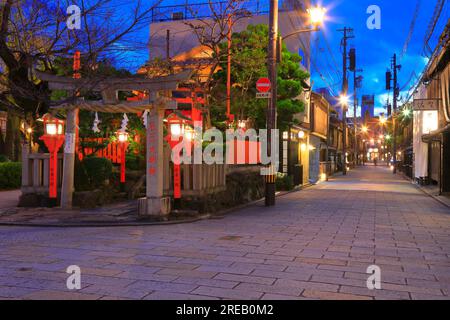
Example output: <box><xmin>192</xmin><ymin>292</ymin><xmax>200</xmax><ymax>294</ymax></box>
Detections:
<box><xmin>0</xmin><ymin>162</ymin><xmax>21</xmax><ymax>189</ymax></box>
<box><xmin>275</xmin><ymin>173</ymin><xmax>294</xmax><ymax>191</ymax></box>
<box><xmin>75</xmin><ymin>157</ymin><xmax>112</xmax><ymax>191</ymax></box>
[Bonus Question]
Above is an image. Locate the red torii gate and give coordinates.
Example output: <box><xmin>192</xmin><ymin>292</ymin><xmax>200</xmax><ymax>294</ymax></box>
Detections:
<box><xmin>36</xmin><ymin>70</ymin><xmax>192</xmax><ymax>217</ymax></box>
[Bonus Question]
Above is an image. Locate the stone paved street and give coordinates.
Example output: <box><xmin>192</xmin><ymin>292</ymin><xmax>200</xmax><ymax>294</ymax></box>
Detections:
<box><xmin>1</xmin><ymin>165</ymin><xmax>450</xmax><ymax>300</ymax></box>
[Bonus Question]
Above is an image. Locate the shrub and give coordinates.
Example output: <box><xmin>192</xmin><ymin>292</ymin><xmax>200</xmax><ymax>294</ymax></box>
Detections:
<box><xmin>275</xmin><ymin>173</ymin><xmax>294</xmax><ymax>191</ymax></box>
<box><xmin>0</xmin><ymin>162</ymin><xmax>21</xmax><ymax>189</ymax></box>
<box><xmin>0</xmin><ymin>155</ymin><xmax>9</xmax><ymax>162</ymax></box>
<box><xmin>126</xmin><ymin>154</ymin><xmax>145</xmax><ymax>171</ymax></box>
<box><xmin>74</xmin><ymin>159</ymin><xmax>90</xmax><ymax>191</ymax></box>
<box><xmin>75</xmin><ymin>157</ymin><xmax>112</xmax><ymax>191</ymax></box>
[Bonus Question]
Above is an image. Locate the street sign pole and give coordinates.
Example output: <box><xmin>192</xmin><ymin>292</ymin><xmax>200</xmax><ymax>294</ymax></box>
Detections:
<box><xmin>266</xmin><ymin>0</ymin><xmax>278</xmax><ymax>207</ymax></box>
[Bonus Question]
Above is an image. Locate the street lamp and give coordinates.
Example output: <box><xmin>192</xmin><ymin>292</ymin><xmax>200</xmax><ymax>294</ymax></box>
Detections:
<box><xmin>402</xmin><ymin>108</ymin><xmax>412</xmax><ymax>118</ymax></box>
<box><xmin>339</xmin><ymin>94</ymin><xmax>350</xmax><ymax>106</ymax></box>
<box><xmin>339</xmin><ymin>94</ymin><xmax>349</xmax><ymax>175</ymax></box>
<box><xmin>266</xmin><ymin>2</ymin><xmax>326</xmax><ymax>207</ymax></box>
<box><xmin>361</xmin><ymin>125</ymin><xmax>368</xmax><ymax>134</ymax></box>
<box><xmin>281</xmin><ymin>6</ymin><xmax>326</xmax><ymax>41</ymax></box>
<box><xmin>116</xmin><ymin>131</ymin><xmax>129</xmax><ymax>187</ymax></box>
<box><xmin>308</xmin><ymin>6</ymin><xmax>326</xmax><ymax>26</ymax></box>
<box><xmin>298</xmin><ymin>130</ymin><xmax>305</xmax><ymax>139</ymax></box>
<box><xmin>39</xmin><ymin>114</ymin><xmax>65</xmax><ymax>203</ymax></box>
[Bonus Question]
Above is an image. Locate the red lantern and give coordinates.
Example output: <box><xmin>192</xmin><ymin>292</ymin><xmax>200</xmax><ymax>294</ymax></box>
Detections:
<box><xmin>116</xmin><ymin>131</ymin><xmax>129</xmax><ymax>185</ymax></box>
<box><xmin>165</xmin><ymin>113</ymin><xmax>192</xmax><ymax>199</ymax></box>
<box><xmin>39</xmin><ymin>114</ymin><xmax>65</xmax><ymax>199</ymax></box>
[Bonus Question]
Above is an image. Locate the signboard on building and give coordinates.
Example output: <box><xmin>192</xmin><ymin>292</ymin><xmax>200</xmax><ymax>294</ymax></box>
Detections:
<box><xmin>413</xmin><ymin>99</ymin><xmax>439</xmax><ymax>111</ymax></box>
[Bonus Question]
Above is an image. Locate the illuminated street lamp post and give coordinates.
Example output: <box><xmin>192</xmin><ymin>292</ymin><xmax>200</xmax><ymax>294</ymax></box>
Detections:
<box><xmin>116</xmin><ymin>131</ymin><xmax>129</xmax><ymax>188</ymax></box>
<box><xmin>39</xmin><ymin>114</ymin><xmax>65</xmax><ymax>202</ymax></box>
<box><xmin>265</xmin><ymin>3</ymin><xmax>326</xmax><ymax>206</ymax></box>
<box><xmin>340</xmin><ymin>94</ymin><xmax>350</xmax><ymax>174</ymax></box>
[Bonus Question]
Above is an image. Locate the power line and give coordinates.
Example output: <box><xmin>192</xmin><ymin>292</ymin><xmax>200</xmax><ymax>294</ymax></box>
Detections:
<box><xmin>423</xmin><ymin>0</ymin><xmax>445</xmax><ymax>56</ymax></box>
<box><xmin>401</xmin><ymin>0</ymin><xmax>421</xmax><ymax>59</ymax></box>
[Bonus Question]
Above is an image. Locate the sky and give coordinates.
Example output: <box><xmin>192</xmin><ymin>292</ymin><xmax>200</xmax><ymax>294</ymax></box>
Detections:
<box><xmin>310</xmin><ymin>0</ymin><xmax>448</xmax><ymax>115</ymax></box>
<box><xmin>118</xmin><ymin>0</ymin><xmax>449</xmax><ymax>116</ymax></box>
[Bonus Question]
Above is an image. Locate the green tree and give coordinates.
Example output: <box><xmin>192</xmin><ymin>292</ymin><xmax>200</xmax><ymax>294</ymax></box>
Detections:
<box><xmin>211</xmin><ymin>24</ymin><xmax>310</xmax><ymax>131</ymax></box>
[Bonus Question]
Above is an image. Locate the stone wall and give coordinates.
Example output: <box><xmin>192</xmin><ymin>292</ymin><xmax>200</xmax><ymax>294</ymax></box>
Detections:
<box><xmin>179</xmin><ymin>165</ymin><xmax>265</xmax><ymax>214</ymax></box>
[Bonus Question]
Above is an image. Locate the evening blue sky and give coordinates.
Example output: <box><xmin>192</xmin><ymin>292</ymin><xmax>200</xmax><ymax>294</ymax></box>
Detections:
<box><xmin>121</xmin><ymin>0</ymin><xmax>448</xmax><ymax>115</ymax></box>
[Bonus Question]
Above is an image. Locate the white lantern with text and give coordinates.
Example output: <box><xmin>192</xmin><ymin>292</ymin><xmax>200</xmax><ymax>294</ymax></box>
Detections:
<box><xmin>422</xmin><ymin>111</ymin><xmax>438</xmax><ymax>134</ymax></box>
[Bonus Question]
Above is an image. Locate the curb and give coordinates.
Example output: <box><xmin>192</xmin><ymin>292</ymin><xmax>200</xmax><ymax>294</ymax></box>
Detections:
<box><xmin>211</xmin><ymin>182</ymin><xmax>314</xmax><ymax>219</ymax></box>
<box><xmin>0</xmin><ymin>183</ymin><xmax>314</xmax><ymax>228</ymax></box>
<box><xmin>400</xmin><ymin>173</ymin><xmax>450</xmax><ymax>209</ymax></box>
<box><xmin>0</xmin><ymin>214</ymin><xmax>212</xmax><ymax>228</ymax></box>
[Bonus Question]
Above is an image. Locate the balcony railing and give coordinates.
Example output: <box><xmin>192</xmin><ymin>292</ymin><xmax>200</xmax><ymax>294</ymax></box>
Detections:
<box><xmin>151</xmin><ymin>0</ymin><xmax>268</xmax><ymax>22</ymax></box>
<box><xmin>150</xmin><ymin>0</ymin><xmax>305</xmax><ymax>22</ymax></box>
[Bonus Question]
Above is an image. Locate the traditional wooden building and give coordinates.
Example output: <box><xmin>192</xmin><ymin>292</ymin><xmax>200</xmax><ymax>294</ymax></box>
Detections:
<box><xmin>412</xmin><ymin>24</ymin><xmax>449</xmax><ymax>194</ymax></box>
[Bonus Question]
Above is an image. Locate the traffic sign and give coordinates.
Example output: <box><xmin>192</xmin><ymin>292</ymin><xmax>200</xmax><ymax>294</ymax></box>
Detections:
<box><xmin>256</xmin><ymin>92</ymin><xmax>271</xmax><ymax>99</ymax></box>
<box><xmin>256</xmin><ymin>78</ymin><xmax>271</xmax><ymax>93</ymax></box>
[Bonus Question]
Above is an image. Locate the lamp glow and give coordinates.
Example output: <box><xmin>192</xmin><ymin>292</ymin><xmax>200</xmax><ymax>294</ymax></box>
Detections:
<box><xmin>184</xmin><ymin>127</ymin><xmax>194</xmax><ymax>141</ymax></box>
<box><xmin>46</xmin><ymin>123</ymin><xmax>57</xmax><ymax>135</ymax></box>
<box><xmin>339</xmin><ymin>94</ymin><xmax>349</xmax><ymax>106</ymax></box>
<box><xmin>423</xmin><ymin>111</ymin><xmax>438</xmax><ymax>134</ymax></box>
<box><xmin>301</xmin><ymin>143</ymin><xmax>307</xmax><ymax>152</ymax></box>
<box><xmin>298</xmin><ymin>130</ymin><xmax>305</xmax><ymax>139</ymax></box>
<box><xmin>308</xmin><ymin>6</ymin><xmax>326</xmax><ymax>26</ymax></box>
<box><xmin>170</xmin><ymin>123</ymin><xmax>183</xmax><ymax>137</ymax></box>
<box><xmin>117</xmin><ymin>131</ymin><xmax>128</xmax><ymax>143</ymax></box>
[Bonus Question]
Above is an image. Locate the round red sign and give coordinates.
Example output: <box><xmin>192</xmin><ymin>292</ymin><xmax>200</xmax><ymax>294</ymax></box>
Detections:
<box><xmin>256</xmin><ymin>77</ymin><xmax>271</xmax><ymax>93</ymax></box>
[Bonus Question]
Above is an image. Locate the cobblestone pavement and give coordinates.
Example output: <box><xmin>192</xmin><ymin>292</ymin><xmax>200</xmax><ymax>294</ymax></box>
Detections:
<box><xmin>1</xmin><ymin>165</ymin><xmax>450</xmax><ymax>300</ymax></box>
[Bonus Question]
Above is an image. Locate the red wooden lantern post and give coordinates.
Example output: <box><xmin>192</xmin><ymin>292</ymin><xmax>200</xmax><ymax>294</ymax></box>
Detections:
<box><xmin>165</xmin><ymin>113</ymin><xmax>189</xmax><ymax>200</ymax></box>
<box><xmin>39</xmin><ymin>114</ymin><xmax>65</xmax><ymax>200</ymax></box>
<box><xmin>116</xmin><ymin>131</ymin><xmax>129</xmax><ymax>186</ymax></box>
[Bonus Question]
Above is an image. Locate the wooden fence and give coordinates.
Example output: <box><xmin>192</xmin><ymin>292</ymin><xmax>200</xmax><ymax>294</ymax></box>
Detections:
<box><xmin>21</xmin><ymin>144</ymin><xmax>227</xmax><ymax>198</ymax></box>
<box><xmin>162</xmin><ymin>146</ymin><xmax>227</xmax><ymax>197</ymax></box>
<box><xmin>78</xmin><ymin>138</ymin><xmax>122</xmax><ymax>164</ymax></box>
<box><xmin>21</xmin><ymin>146</ymin><xmax>64</xmax><ymax>195</ymax></box>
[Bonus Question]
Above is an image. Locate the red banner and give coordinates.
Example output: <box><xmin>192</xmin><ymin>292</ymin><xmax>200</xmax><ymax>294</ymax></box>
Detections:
<box><xmin>173</xmin><ymin>164</ymin><xmax>181</xmax><ymax>199</ymax></box>
<box><xmin>49</xmin><ymin>151</ymin><xmax>58</xmax><ymax>198</ymax></box>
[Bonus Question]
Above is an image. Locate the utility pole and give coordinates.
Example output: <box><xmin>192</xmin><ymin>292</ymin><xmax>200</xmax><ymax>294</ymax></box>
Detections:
<box><xmin>265</xmin><ymin>0</ymin><xmax>278</xmax><ymax>206</ymax></box>
<box><xmin>338</xmin><ymin>27</ymin><xmax>353</xmax><ymax>175</ymax></box>
<box><xmin>353</xmin><ymin>69</ymin><xmax>363</xmax><ymax>166</ymax></box>
<box><xmin>226</xmin><ymin>15</ymin><xmax>232</xmax><ymax>122</ymax></box>
<box><xmin>391</xmin><ymin>53</ymin><xmax>400</xmax><ymax>174</ymax></box>
<box><xmin>166</xmin><ymin>30</ymin><xmax>170</xmax><ymax>61</ymax></box>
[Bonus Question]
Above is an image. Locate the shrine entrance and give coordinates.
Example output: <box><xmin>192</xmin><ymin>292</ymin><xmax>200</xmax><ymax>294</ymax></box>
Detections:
<box><xmin>24</xmin><ymin>70</ymin><xmax>192</xmax><ymax>217</ymax></box>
